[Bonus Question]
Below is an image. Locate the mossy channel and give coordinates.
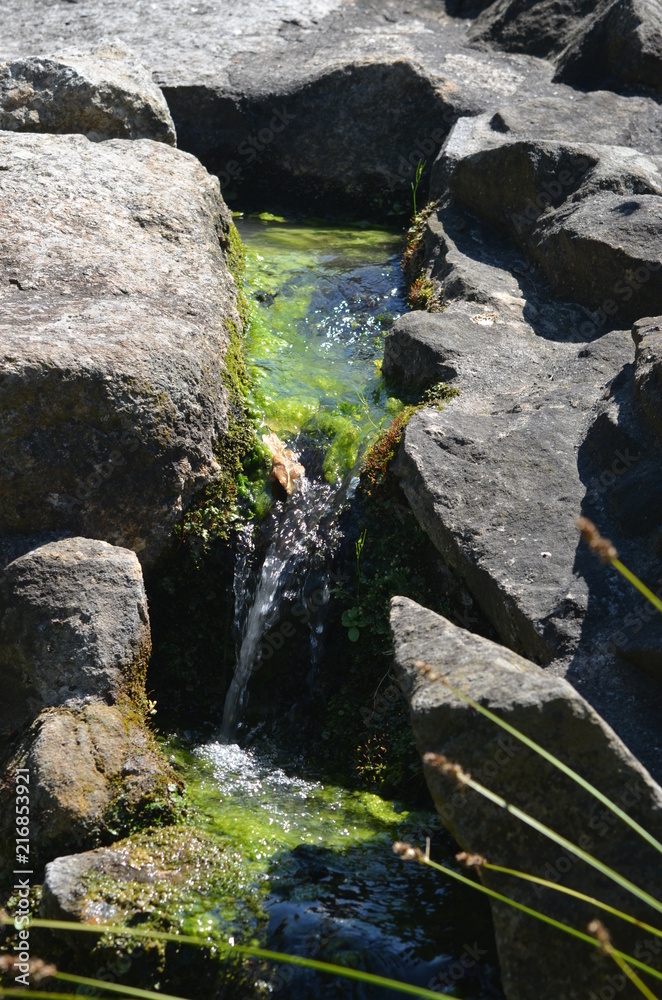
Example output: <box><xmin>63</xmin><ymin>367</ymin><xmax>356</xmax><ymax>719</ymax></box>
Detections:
<box><xmin>141</xmin><ymin>216</ymin><xmax>499</xmax><ymax>998</ymax></box>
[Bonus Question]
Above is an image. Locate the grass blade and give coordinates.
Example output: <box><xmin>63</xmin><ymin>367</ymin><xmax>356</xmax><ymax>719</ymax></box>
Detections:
<box><xmin>425</xmin><ymin>754</ymin><xmax>662</xmax><ymax>919</ymax></box>
<box><xmin>416</xmin><ymin>663</ymin><xmax>662</xmax><ymax>859</ymax></box>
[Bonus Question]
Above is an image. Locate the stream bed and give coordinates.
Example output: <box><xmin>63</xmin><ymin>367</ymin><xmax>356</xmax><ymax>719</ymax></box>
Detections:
<box><xmin>168</xmin><ymin>217</ymin><xmax>500</xmax><ymax>999</ymax></box>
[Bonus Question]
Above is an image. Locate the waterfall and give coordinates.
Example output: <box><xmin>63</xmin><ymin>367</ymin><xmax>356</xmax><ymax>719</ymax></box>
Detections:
<box><xmin>220</xmin><ymin>475</ymin><xmax>346</xmax><ymax>740</ymax></box>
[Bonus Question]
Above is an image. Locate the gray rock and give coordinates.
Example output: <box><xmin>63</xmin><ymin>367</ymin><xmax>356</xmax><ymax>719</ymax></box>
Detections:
<box><xmin>555</xmin><ymin>0</ymin><xmax>662</xmax><ymax>95</ymax></box>
<box><xmin>431</xmin><ymin>111</ymin><xmax>662</xmax><ymax>323</ymax></box>
<box><xmin>0</xmin><ymin>40</ymin><xmax>176</xmax><ymax>144</ymax></box>
<box><xmin>0</xmin><ymin>538</ymin><xmax>179</xmax><ymax>862</ymax></box>
<box><xmin>468</xmin><ymin>0</ymin><xmax>598</xmax><ymax>57</ymax></box>
<box><xmin>0</xmin><ymin>0</ymin><xmax>563</xmax><ymax>214</ymax></box>
<box><xmin>0</xmin><ymin>132</ymin><xmax>240</xmax><ymax>567</ymax></box>
<box><xmin>387</xmin><ymin>188</ymin><xmax>662</xmax><ymax>776</ymax></box>
<box><xmin>0</xmin><ymin>538</ymin><xmax>150</xmax><ymax>732</ymax></box>
<box><xmin>633</xmin><ymin>316</ymin><xmax>662</xmax><ymax>444</ymax></box>
<box><xmin>1</xmin><ymin>702</ymin><xmax>178</xmax><ymax>863</ymax></box>
<box><xmin>391</xmin><ymin>595</ymin><xmax>662</xmax><ymax>1000</ymax></box>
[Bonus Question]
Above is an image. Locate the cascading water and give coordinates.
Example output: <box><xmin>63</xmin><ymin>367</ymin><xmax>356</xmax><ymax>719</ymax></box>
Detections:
<box><xmin>219</xmin><ymin>216</ymin><xmax>408</xmax><ymax>739</ymax></box>
<box><xmin>221</xmin><ymin>475</ymin><xmax>344</xmax><ymax>738</ymax></box>
<box><xmin>173</xmin><ymin>217</ymin><xmax>501</xmax><ymax>999</ymax></box>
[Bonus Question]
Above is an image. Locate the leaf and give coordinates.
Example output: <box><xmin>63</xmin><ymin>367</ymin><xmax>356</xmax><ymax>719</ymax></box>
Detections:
<box><xmin>348</xmin><ymin>627</ymin><xmax>360</xmax><ymax>642</ymax></box>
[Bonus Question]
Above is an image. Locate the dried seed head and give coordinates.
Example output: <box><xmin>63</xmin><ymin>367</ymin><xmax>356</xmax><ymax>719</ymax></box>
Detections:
<box><xmin>576</xmin><ymin>517</ymin><xmax>618</xmax><ymax>564</ymax></box>
<box><xmin>414</xmin><ymin>659</ymin><xmax>440</xmax><ymax>682</ymax></box>
<box><xmin>0</xmin><ymin>956</ymin><xmax>56</xmax><ymax>982</ymax></box>
<box><xmin>456</xmin><ymin>851</ymin><xmax>486</xmax><ymax>868</ymax></box>
<box><xmin>392</xmin><ymin>840</ymin><xmax>423</xmax><ymax>862</ymax></box>
<box><xmin>423</xmin><ymin>753</ymin><xmax>471</xmax><ymax>785</ymax></box>
<box><xmin>588</xmin><ymin>919</ymin><xmax>612</xmax><ymax>954</ymax></box>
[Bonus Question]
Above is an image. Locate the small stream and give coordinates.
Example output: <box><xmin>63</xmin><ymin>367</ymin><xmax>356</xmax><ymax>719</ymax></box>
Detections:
<box><xmin>176</xmin><ymin>217</ymin><xmax>500</xmax><ymax>999</ymax></box>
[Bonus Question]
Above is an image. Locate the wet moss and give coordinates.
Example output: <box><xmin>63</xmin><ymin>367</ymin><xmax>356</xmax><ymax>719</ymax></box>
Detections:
<box><xmin>50</xmin><ymin>825</ymin><xmax>264</xmax><ymax>997</ymax></box>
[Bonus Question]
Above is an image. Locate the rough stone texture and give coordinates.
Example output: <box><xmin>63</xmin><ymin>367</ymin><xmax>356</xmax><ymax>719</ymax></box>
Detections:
<box><xmin>0</xmin><ymin>538</ymin><xmax>150</xmax><ymax>734</ymax></box>
<box><xmin>0</xmin><ymin>702</ymin><xmax>178</xmax><ymax>865</ymax></box>
<box><xmin>0</xmin><ymin>132</ymin><xmax>240</xmax><ymax>567</ymax></box>
<box><xmin>430</xmin><ymin>111</ymin><xmax>662</xmax><ymax>322</ymax></box>
<box><xmin>391</xmin><ymin>595</ymin><xmax>662</xmax><ymax>1000</ymax></box>
<box><xmin>634</xmin><ymin>316</ymin><xmax>662</xmax><ymax>444</ymax></box>
<box><xmin>0</xmin><ymin>0</ymin><xmax>560</xmax><ymax>215</ymax></box>
<box><xmin>469</xmin><ymin>0</ymin><xmax>598</xmax><ymax>57</ymax></box>
<box><xmin>0</xmin><ymin>40</ymin><xmax>176</xmax><ymax>144</ymax></box>
<box><xmin>469</xmin><ymin>0</ymin><xmax>662</xmax><ymax>96</ymax></box>
<box><xmin>0</xmin><ymin>538</ymin><xmax>178</xmax><ymax>866</ymax></box>
<box><xmin>387</xmin><ymin>171</ymin><xmax>662</xmax><ymax>776</ymax></box>
<box><xmin>555</xmin><ymin>0</ymin><xmax>662</xmax><ymax>95</ymax></box>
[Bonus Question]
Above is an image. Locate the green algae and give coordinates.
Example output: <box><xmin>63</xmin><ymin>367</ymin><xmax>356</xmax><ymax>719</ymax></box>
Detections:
<box><xmin>238</xmin><ymin>217</ymin><xmax>407</xmax><ymax>485</ymax></box>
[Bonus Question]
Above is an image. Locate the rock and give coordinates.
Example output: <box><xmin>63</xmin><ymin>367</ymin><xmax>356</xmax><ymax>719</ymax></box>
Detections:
<box><xmin>0</xmin><ymin>132</ymin><xmax>241</xmax><ymax>567</ymax></box>
<box><xmin>0</xmin><ymin>538</ymin><xmax>179</xmax><ymax>864</ymax></box>
<box><xmin>531</xmin><ymin>192</ymin><xmax>662</xmax><ymax>324</ymax></box>
<box><xmin>40</xmin><ymin>827</ymin><xmax>250</xmax><ymax>993</ymax></box>
<box><xmin>429</xmin><ymin>111</ymin><xmax>662</xmax><ymax>323</ymax></box>
<box><xmin>0</xmin><ymin>0</ymin><xmax>562</xmax><ymax>216</ymax></box>
<box><xmin>555</xmin><ymin>0</ymin><xmax>662</xmax><ymax>95</ymax></box>
<box><xmin>1</xmin><ymin>702</ymin><xmax>179</xmax><ymax>864</ymax></box>
<box><xmin>0</xmin><ymin>41</ymin><xmax>176</xmax><ymax>143</ymax></box>
<box><xmin>632</xmin><ymin>317</ymin><xmax>662</xmax><ymax>444</ymax></box>
<box><xmin>390</xmin><ymin>595</ymin><xmax>662</xmax><ymax>1000</ymax></box>
<box><xmin>0</xmin><ymin>538</ymin><xmax>150</xmax><ymax>733</ymax></box>
<box><xmin>386</xmin><ymin>182</ymin><xmax>662</xmax><ymax>776</ymax></box>
<box><xmin>468</xmin><ymin>0</ymin><xmax>597</xmax><ymax>57</ymax></box>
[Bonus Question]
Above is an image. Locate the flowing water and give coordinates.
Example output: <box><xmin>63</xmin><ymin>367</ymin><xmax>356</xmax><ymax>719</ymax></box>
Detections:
<box><xmin>177</xmin><ymin>217</ymin><xmax>501</xmax><ymax>998</ymax></box>
<box><xmin>220</xmin><ymin>216</ymin><xmax>408</xmax><ymax>739</ymax></box>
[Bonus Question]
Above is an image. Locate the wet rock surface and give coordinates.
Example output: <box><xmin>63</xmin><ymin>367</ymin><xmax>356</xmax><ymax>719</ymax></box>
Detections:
<box><xmin>0</xmin><ymin>40</ymin><xmax>176</xmax><ymax>143</ymax></box>
<box><xmin>391</xmin><ymin>595</ymin><xmax>662</xmax><ymax>1000</ymax></box>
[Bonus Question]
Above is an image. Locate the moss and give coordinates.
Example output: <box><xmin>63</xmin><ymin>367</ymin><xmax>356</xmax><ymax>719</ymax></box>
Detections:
<box><xmin>52</xmin><ymin>825</ymin><xmax>264</xmax><ymax>996</ymax></box>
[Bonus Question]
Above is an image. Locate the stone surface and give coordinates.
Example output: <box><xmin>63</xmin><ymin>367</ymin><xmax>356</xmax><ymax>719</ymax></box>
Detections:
<box><xmin>0</xmin><ymin>538</ymin><xmax>178</xmax><ymax>865</ymax></box>
<box><xmin>0</xmin><ymin>132</ymin><xmax>240</xmax><ymax>567</ymax></box>
<box><xmin>0</xmin><ymin>702</ymin><xmax>178</xmax><ymax>865</ymax></box>
<box><xmin>0</xmin><ymin>0</ymin><xmax>558</xmax><ymax>215</ymax></box>
<box><xmin>391</xmin><ymin>595</ymin><xmax>662</xmax><ymax>1000</ymax></box>
<box><xmin>0</xmin><ymin>40</ymin><xmax>176</xmax><ymax>143</ymax></box>
<box><xmin>555</xmin><ymin>0</ymin><xmax>662</xmax><ymax>95</ymax></box>
<box><xmin>387</xmin><ymin>178</ymin><xmax>662</xmax><ymax>776</ymax></box>
<box><xmin>469</xmin><ymin>0</ymin><xmax>597</xmax><ymax>57</ymax></box>
<box><xmin>633</xmin><ymin>316</ymin><xmax>662</xmax><ymax>444</ymax></box>
<box><xmin>0</xmin><ymin>538</ymin><xmax>150</xmax><ymax>734</ymax></box>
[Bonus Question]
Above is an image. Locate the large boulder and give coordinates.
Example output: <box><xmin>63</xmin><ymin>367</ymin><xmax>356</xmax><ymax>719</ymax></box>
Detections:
<box><xmin>431</xmin><ymin>112</ymin><xmax>662</xmax><ymax>324</ymax></box>
<box><xmin>0</xmin><ymin>132</ymin><xmax>241</xmax><ymax>567</ymax></box>
<box><xmin>0</xmin><ymin>538</ymin><xmax>179</xmax><ymax>866</ymax></box>
<box><xmin>0</xmin><ymin>0</ymin><xmax>560</xmax><ymax>216</ymax></box>
<box><xmin>555</xmin><ymin>0</ymin><xmax>662</xmax><ymax>95</ymax></box>
<box><xmin>386</xmin><ymin>147</ymin><xmax>662</xmax><ymax>776</ymax></box>
<box><xmin>469</xmin><ymin>0</ymin><xmax>662</xmax><ymax>96</ymax></box>
<box><xmin>468</xmin><ymin>0</ymin><xmax>597</xmax><ymax>57</ymax></box>
<box><xmin>0</xmin><ymin>538</ymin><xmax>150</xmax><ymax>733</ymax></box>
<box><xmin>0</xmin><ymin>41</ymin><xmax>176</xmax><ymax>143</ymax></box>
<box><xmin>391</xmin><ymin>595</ymin><xmax>662</xmax><ymax>1000</ymax></box>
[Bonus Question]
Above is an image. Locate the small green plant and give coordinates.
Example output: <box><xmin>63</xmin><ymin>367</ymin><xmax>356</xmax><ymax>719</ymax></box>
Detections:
<box><xmin>410</xmin><ymin>159</ymin><xmax>426</xmax><ymax>219</ymax></box>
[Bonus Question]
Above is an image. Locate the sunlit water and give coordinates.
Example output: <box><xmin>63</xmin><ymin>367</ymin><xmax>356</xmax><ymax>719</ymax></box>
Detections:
<box><xmin>172</xmin><ymin>738</ymin><xmax>501</xmax><ymax>999</ymax></box>
<box><xmin>185</xmin><ymin>218</ymin><xmax>501</xmax><ymax>998</ymax></box>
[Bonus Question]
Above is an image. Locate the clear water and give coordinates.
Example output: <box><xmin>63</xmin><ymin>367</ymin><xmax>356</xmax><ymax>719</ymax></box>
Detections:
<box><xmin>182</xmin><ymin>218</ymin><xmax>501</xmax><ymax>998</ymax></box>
<box><xmin>172</xmin><ymin>738</ymin><xmax>501</xmax><ymax>999</ymax></box>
